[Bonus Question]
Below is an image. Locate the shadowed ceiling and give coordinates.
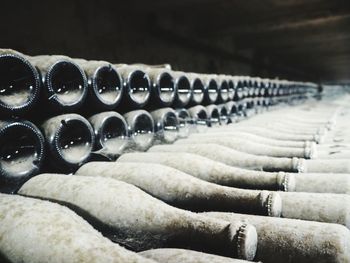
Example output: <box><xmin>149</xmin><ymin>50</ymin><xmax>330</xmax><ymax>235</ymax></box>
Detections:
<box><xmin>1</xmin><ymin>0</ymin><xmax>349</xmax><ymax>83</ymax></box>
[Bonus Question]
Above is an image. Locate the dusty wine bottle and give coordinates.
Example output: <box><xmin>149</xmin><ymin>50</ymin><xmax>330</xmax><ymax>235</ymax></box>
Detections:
<box><xmin>0</xmin><ymin>120</ymin><xmax>45</xmax><ymax>193</ymax></box>
<box><xmin>41</xmin><ymin>113</ymin><xmax>94</xmax><ymax>173</ymax></box>
<box><xmin>175</xmin><ymin>108</ymin><xmax>194</xmax><ymax>138</ymax></box>
<box><xmin>175</xmin><ymin>137</ymin><xmax>315</xmax><ymax>159</ymax></box>
<box><xmin>0</xmin><ymin>50</ymin><xmax>41</xmax><ymax>117</ymax></box>
<box><xmin>202</xmin><ymin>75</ymin><xmax>219</xmax><ymax>105</ymax></box>
<box><xmin>144</xmin><ymin>68</ymin><xmax>176</xmax><ymax>108</ymax></box>
<box><xmin>117</xmin><ymin>152</ymin><xmax>295</xmax><ymax>191</ymax></box>
<box><xmin>187</xmin><ymin>73</ymin><xmax>205</xmax><ymax>105</ymax></box>
<box><xmin>150</xmin><ymin>108</ymin><xmax>179</xmax><ymax>144</ymax></box>
<box><xmin>188</xmin><ymin>105</ymin><xmax>209</xmax><ymax>132</ymax></box>
<box><xmin>148</xmin><ymin>144</ymin><xmax>305</xmax><ymax>172</ymax></box>
<box><xmin>115</xmin><ymin>65</ymin><xmax>151</xmax><ymax>109</ymax></box>
<box><xmin>29</xmin><ymin>55</ymin><xmax>88</xmax><ymax>114</ymax></box>
<box><xmin>278</xmin><ymin>191</ymin><xmax>350</xmax><ymax>228</ymax></box>
<box><xmin>204</xmin><ymin>212</ymin><xmax>350</xmax><ymax>263</ymax></box>
<box><xmin>88</xmin><ymin>111</ymin><xmax>129</xmax><ymax>160</ymax></box>
<box><xmin>123</xmin><ymin>110</ymin><xmax>154</xmax><ymax>151</ymax></box>
<box><xmin>206</xmin><ymin>105</ymin><xmax>221</xmax><ymax>127</ymax></box>
<box><xmin>19</xmin><ymin>174</ymin><xmax>258</xmax><ymax>260</ymax></box>
<box><xmin>0</xmin><ymin>193</ymin><xmax>156</xmax><ymax>263</ymax></box>
<box><xmin>140</xmin><ymin>248</ymin><xmax>259</xmax><ymax>263</ymax></box>
<box><xmin>172</xmin><ymin>71</ymin><xmax>192</xmax><ymax>107</ymax></box>
<box><xmin>77</xmin><ymin>161</ymin><xmax>282</xmax><ymax>216</ymax></box>
<box><xmin>218</xmin><ymin>104</ymin><xmax>232</xmax><ymax>124</ymax></box>
<box><xmin>217</xmin><ymin>76</ymin><xmax>230</xmax><ymax>103</ymax></box>
<box><xmin>227</xmin><ymin>77</ymin><xmax>236</xmax><ymax>101</ymax></box>
<box><xmin>74</xmin><ymin>59</ymin><xmax>123</xmax><ymax>112</ymax></box>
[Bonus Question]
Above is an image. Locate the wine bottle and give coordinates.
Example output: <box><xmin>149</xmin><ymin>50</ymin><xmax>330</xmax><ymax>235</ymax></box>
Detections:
<box><xmin>123</xmin><ymin>110</ymin><xmax>154</xmax><ymax>151</ymax></box>
<box><xmin>225</xmin><ymin>101</ymin><xmax>239</xmax><ymax>122</ymax></box>
<box><xmin>172</xmin><ymin>71</ymin><xmax>192</xmax><ymax>107</ymax></box>
<box><xmin>41</xmin><ymin>113</ymin><xmax>95</xmax><ymax>173</ymax></box>
<box><xmin>0</xmin><ymin>193</ymin><xmax>156</xmax><ymax>263</ymax></box>
<box><xmin>206</xmin><ymin>104</ymin><xmax>221</xmax><ymax>127</ymax></box>
<box><xmin>88</xmin><ymin>111</ymin><xmax>129</xmax><ymax>160</ymax></box>
<box><xmin>29</xmin><ymin>55</ymin><xmax>88</xmax><ymax>114</ymax></box>
<box><xmin>76</xmin><ymin>161</ymin><xmax>282</xmax><ymax>216</ymax></box>
<box><xmin>150</xmin><ymin>108</ymin><xmax>179</xmax><ymax>144</ymax></box>
<box><xmin>140</xmin><ymin>248</ymin><xmax>258</xmax><ymax>263</ymax></box>
<box><xmin>19</xmin><ymin>174</ymin><xmax>258</xmax><ymax>260</ymax></box>
<box><xmin>0</xmin><ymin>120</ymin><xmax>45</xmax><ymax>193</ymax></box>
<box><xmin>204</xmin><ymin>212</ymin><xmax>350</xmax><ymax>263</ymax></box>
<box><xmin>227</xmin><ymin>77</ymin><xmax>236</xmax><ymax>101</ymax></box>
<box><xmin>175</xmin><ymin>137</ymin><xmax>315</xmax><ymax>159</ymax></box>
<box><xmin>217</xmin><ymin>104</ymin><xmax>232</xmax><ymax>124</ymax></box>
<box><xmin>277</xmin><ymin>191</ymin><xmax>350</xmax><ymax>227</ymax></box>
<box><xmin>191</xmin><ymin>130</ymin><xmax>312</xmax><ymax>148</ymax></box>
<box><xmin>187</xmin><ymin>73</ymin><xmax>204</xmax><ymax>106</ymax></box>
<box><xmin>304</xmin><ymin>159</ymin><xmax>350</xmax><ymax>173</ymax></box>
<box><xmin>117</xmin><ymin>152</ymin><xmax>295</xmax><ymax>191</ymax></box>
<box><xmin>0</xmin><ymin>49</ymin><xmax>40</xmax><ymax>117</ymax></box>
<box><xmin>148</xmin><ymin>144</ymin><xmax>305</xmax><ymax>172</ymax></box>
<box><xmin>74</xmin><ymin>59</ymin><xmax>123</xmax><ymax>112</ymax></box>
<box><xmin>202</xmin><ymin>75</ymin><xmax>219</xmax><ymax>105</ymax></box>
<box><xmin>175</xmin><ymin>108</ymin><xmax>195</xmax><ymax>138</ymax></box>
<box><xmin>115</xmin><ymin>65</ymin><xmax>151</xmax><ymax>109</ymax></box>
<box><xmin>217</xmin><ymin>76</ymin><xmax>229</xmax><ymax>103</ymax></box>
<box><xmin>143</xmin><ymin>68</ymin><xmax>176</xmax><ymax>108</ymax></box>
<box><xmin>188</xmin><ymin>105</ymin><xmax>209</xmax><ymax>132</ymax></box>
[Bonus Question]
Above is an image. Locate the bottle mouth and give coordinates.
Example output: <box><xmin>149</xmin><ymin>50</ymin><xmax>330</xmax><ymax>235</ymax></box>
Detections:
<box><xmin>0</xmin><ymin>54</ymin><xmax>40</xmax><ymax>112</ymax></box>
<box><xmin>128</xmin><ymin>111</ymin><xmax>154</xmax><ymax>151</ymax></box>
<box><xmin>99</xmin><ymin>115</ymin><xmax>129</xmax><ymax>152</ymax></box>
<box><xmin>208</xmin><ymin>107</ymin><xmax>221</xmax><ymax>127</ymax></box>
<box><xmin>157</xmin><ymin>111</ymin><xmax>179</xmax><ymax>143</ymax></box>
<box><xmin>0</xmin><ymin>122</ymin><xmax>44</xmax><ymax>181</ymax></box>
<box><xmin>128</xmin><ymin>70</ymin><xmax>151</xmax><ymax>106</ymax></box>
<box><xmin>47</xmin><ymin>60</ymin><xmax>87</xmax><ymax>107</ymax></box>
<box><xmin>206</xmin><ymin>79</ymin><xmax>219</xmax><ymax>103</ymax></box>
<box><xmin>191</xmin><ymin>78</ymin><xmax>204</xmax><ymax>104</ymax></box>
<box><xmin>228</xmin><ymin>79</ymin><xmax>235</xmax><ymax>100</ymax></box>
<box><xmin>93</xmin><ymin>65</ymin><xmax>123</xmax><ymax>107</ymax></box>
<box><xmin>55</xmin><ymin>119</ymin><xmax>94</xmax><ymax>165</ymax></box>
<box><xmin>236</xmin><ymin>87</ymin><xmax>244</xmax><ymax>100</ymax></box>
<box><xmin>157</xmin><ymin>72</ymin><xmax>176</xmax><ymax>105</ymax></box>
<box><xmin>219</xmin><ymin>80</ymin><xmax>229</xmax><ymax>102</ymax></box>
<box><xmin>189</xmin><ymin>106</ymin><xmax>209</xmax><ymax>129</ymax></box>
<box><xmin>219</xmin><ymin>106</ymin><xmax>231</xmax><ymax>124</ymax></box>
<box><xmin>176</xmin><ymin>109</ymin><xmax>192</xmax><ymax>138</ymax></box>
<box><xmin>175</xmin><ymin>75</ymin><xmax>191</xmax><ymax>106</ymax></box>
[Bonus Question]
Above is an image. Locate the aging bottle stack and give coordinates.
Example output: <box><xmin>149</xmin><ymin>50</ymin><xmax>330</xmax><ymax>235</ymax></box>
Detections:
<box><xmin>0</xmin><ymin>49</ymin><xmax>349</xmax><ymax>263</ymax></box>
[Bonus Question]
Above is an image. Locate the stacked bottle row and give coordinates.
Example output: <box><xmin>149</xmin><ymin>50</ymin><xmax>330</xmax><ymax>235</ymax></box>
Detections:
<box><xmin>2</xmin><ymin>49</ymin><xmax>350</xmax><ymax>263</ymax></box>
<box><xmin>2</xmin><ymin>93</ymin><xmax>350</xmax><ymax>263</ymax></box>
<box><xmin>0</xmin><ymin>49</ymin><xmax>317</xmax><ymax>121</ymax></box>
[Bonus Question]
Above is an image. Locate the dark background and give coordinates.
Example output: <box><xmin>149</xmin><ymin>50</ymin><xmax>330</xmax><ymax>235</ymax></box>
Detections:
<box><xmin>1</xmin><ymin>0</ymin><xmax>350</xmax><ymax>83</ymax></box>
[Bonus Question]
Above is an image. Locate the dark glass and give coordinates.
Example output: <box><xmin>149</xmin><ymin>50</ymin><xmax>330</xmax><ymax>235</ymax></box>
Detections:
<box><xmin>0</xmin><ymin>120</ymin><xmax>45</xmax><ymax>193</ymax></box>
<box><xmin>173</xmin><ymin>74</ymin><xmax>192</xmax><ymax>107</ymax></box>
<box><xmin>41</xmin><ymin>114</ymin><xmax>94</xmax><ymax>173</ymax></box>
<box><xmin>0</xmin><ymin>54</ymin><xmax>40</xmax><ymax>116</ymax></box>
<box><xmin>151</xmin><ymin>108</ymin><xmax>179</xmax><ymax>143</ymax></box>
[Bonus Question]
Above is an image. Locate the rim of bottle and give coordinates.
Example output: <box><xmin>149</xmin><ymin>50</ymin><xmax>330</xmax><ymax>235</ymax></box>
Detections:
<box><xmin>0</xmin><ymin>54</ymin><xmax>41</xmax><ymax>114</ymax></box>
<box><xmin>191</xmin><ymin>78</ymin><xmax>204</xmax><ymax>105</ymax></box>
<box><xmin>124</xmin><ymin>110</ymin><xmax>154</xmax><ymax>151</ymax></box>
<box><xmin>206</xmin><ymin>105</ymin><xmax>221</xmax><ymax>127</ymax></box>
<box><xmin>154</xmin><ymin>71</ymin><xmax>176</xmax><ymax>106</ymax></box>
<box><xmin>218</xmin><ymin>79</ymin><xmax>229</xmax><ymax>102</ymax></box>
<box><xmin>90</xmin><ymin>112</ymin><xmax>129</xmax><ymax>150</ymax></box>
<box><xmin>52</xmin><ymin>115</ymin><xmax>94</xmax><ymax>168</ymax></box>
<box><xmin>91</xmin><ymin>65</ymin><xmax>123</xmax><ymax>109</ymax></box>
<box><xmin>125</xmin><ymin>69</ymin><xmax>151</xmax><ymax>107</ymax></box>
<box><xmin>174</xmin><ymin>75</ymin><xmax>192</xmax><ymax>107</ymax></box>
<box><xmin>0</xmin><ymin>120</ymin><xmax>45</xmax><ymax>188</ymax></box>
<box><xmin>152</xmin><ymin>108</ymin><xmax>179</xmax><ymax>143</ymax></box>
<box><xmin>227</xmin><ymin>79</ymin><xmax>235</xmax><ymax>100</ymax></box>
<box><xmin>45</xmin><ymin>60</ymin><xmax>88</xmax><ymax>110</ymax></box>
<box><xmin>205</xmin><ymin>78</ymin><xmax>219</xmax><ymax>104</ymax></box>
